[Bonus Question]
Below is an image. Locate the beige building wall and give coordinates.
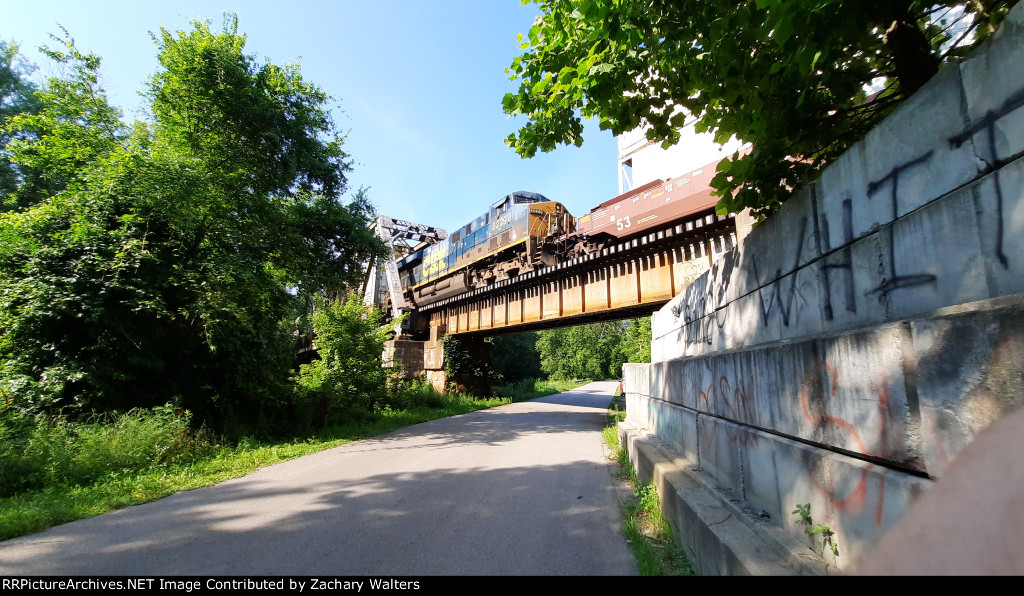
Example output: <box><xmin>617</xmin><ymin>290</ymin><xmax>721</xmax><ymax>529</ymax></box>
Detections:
<box><xmin>617</xmin><ymin>111</ymin><xmax>745</xmax><ymax>194</ymax></box>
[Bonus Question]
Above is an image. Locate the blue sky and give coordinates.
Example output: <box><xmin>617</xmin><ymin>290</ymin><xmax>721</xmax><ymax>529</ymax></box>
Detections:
<box><xmin>2</xmin><ymin>0</ymin><xmax>620</xmax><ymax>235</ymax></box>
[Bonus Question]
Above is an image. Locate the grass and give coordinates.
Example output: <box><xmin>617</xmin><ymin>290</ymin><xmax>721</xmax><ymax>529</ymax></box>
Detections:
<box><xmin>603</xmin><ymin>399</ymin><xmax>697</xmax><ymax>576</ymax></box>
<box><xmin>0</xmin><ymin>377</ymin><xmax>583</xmax><ymax>542</ymax></box>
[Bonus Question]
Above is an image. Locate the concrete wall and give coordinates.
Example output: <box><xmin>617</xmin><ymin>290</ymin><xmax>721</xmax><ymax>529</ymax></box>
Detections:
<box><xmin>622</xmin><ymin>4</ymin><xmax>1024</xmax><ymax>574</ymax></box>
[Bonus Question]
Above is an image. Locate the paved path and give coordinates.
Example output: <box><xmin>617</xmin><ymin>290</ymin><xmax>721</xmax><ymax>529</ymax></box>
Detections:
<box><xmin>0</xmin><ymin>381</ymin><xmax>638</xmax><ymax>576</ymax></box>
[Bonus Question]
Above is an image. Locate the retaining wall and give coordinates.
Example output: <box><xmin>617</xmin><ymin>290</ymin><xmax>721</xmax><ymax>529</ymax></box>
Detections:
<box><xmin>621</xmin><ymin>4</ymin><xmax>1024</xmax><ymax>574</ymax></box>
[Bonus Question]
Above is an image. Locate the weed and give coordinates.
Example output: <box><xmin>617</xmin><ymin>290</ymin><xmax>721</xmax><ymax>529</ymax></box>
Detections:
<box><xmin>793</xmin><ymin>503</ymin><xmax>839</xmax><ymax>559</ymax></box>
<box><xmin>604</xmin><ymin>404</ymin><xmax>695</xmax><ymax>576</ymax></box>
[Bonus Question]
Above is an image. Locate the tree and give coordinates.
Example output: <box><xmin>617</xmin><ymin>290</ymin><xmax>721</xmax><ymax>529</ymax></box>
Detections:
<box><xmin>0</xmin><ymin>17</ymin><xmax>385</xmax><ymax>433</ymax></box>
<box><xmin>536</xmin><ymin>321</ymin><xmax>616</xmax><ymax>380</ymax></box>
<box><xmin>503</xmin><ymin>0</ymin><xmax>1018</xmax><ymax>216</ymax></box>
<box><xmin>535</xmin><ymin>318</ymin><xmax>651</xmax><ymax>380</ymax></box>
<box><xmin>0</xmin><ymin>40</ymin><xmax>40</xmax><ymax>207</ymax></box>
<box><xmin>489</xmin><ymin>331</ymin><xmax>544</xmax><ymax>383</ymax></box>
<box><xmin>609</xmin><ymin>317</ymin><xmax>651</xmax><ymax>377</ymax></box>
<box><xmin>294</xmin><ymin>294</ymin><xmax>396</xmax><ymax>427</ymax></box>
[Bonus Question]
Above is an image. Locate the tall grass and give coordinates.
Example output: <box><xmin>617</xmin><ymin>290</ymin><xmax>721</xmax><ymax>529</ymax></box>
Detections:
<box><xmin>603</xmin><ymin>401</ymin><xmax>696</xmax><ymax>576</ymax></box>
<box><xmin>0</xmin><ymin>405</ymin><xmax>215</xmax><ymax>498</ymax></box>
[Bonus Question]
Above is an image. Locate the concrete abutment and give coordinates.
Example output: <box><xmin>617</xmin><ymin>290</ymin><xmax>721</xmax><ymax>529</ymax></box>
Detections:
<box><xmin>621</xmin><ymin>3</ymin><xmax>1024</xmax><ymax>575</ymax></box>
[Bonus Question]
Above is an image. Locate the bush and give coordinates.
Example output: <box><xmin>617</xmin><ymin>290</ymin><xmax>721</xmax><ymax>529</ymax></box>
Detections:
<box><xmin>293</xmin><ymin>294</ymin><xmax>397</xmax><ymax>426</ymax></box>
<box><xmin>493</xmin><ymin>378</ymin><xmax>542</xmax><ymax>401</ymax></box>
<box><xmin>385</xmin><ymin>378</ymin><xmax>447</xmax><ymax>410</ymax></box>
<box><xmin>0</xmin><ymin>404</ymin><xmax>213</xmax><ymax>497</ymax></box>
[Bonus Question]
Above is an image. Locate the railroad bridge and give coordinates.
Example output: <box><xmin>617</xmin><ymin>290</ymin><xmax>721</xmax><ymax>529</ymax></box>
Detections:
<box><xmin>371</xmin><ymin>192</ymin><xmax>750</xmax><ymax>390</ymax></box>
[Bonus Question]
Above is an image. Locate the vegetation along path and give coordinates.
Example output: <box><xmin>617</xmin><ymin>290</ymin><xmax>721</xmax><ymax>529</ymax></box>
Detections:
<box><xmin>0</xmin><ymin>381</ymin><xmax>638</xmax><ymax>576</ymax></box>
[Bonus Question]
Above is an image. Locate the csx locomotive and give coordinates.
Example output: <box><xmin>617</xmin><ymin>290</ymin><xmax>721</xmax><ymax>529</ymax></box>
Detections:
<box><xmin>397</xmin><ymin>191</ymin><xmax>576</xmax><ymax>308</ymax></box>
<box><xmin>396</xmin><ymin>155</ymin><xmax>732</xmax><ymax>310</ymax></box>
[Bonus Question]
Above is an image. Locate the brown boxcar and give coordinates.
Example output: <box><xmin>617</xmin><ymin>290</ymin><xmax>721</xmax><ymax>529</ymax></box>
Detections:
<box><xmin>573</xmin><ymin>155</ymin><xmax>732</xmax><ymax>241</ymax></box>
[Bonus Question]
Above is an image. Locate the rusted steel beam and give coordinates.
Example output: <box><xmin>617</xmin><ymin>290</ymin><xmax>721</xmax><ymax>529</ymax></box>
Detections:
<box><xmin>423</xmin><ymin>214</ymin><xmax>735</xmax><ymax>336</ymax></box>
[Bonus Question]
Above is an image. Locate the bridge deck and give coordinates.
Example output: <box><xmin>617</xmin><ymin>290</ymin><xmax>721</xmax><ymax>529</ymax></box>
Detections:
<box><xmin>423</xmin><ymin>209</ymin><xmax>738</xmax><ymax>335</ymax></box>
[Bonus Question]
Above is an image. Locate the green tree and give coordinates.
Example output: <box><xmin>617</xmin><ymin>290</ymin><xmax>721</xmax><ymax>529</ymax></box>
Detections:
<box><xmin>489</xmin><ymin>331</ymin><xmax>544</xmax><ymax>383</ymax></box>
<box><xmin>0</xmin><ymin>17</ymin><xmax>384</xmax><ymax>433</ymax></box>
<box><xmin>0</xmin><ymin>40</ymin><xmax>41</xmax><ymax>207</ymax></box>
<box><xmin>294</xmin><ymin>294</ymin><xmax>396</xmax><ymax>427</ymax></box>
<box><xmin>609</xmin><ymin>317</ymin><xmax>651</xmax><ymax>377</ymax></box>
<box><xmin>535</xmin><ymin>319</ymin><xmax>651</xmax><ymax>381</ymax></box>
<box><xmin>536</xmin><ymin>321</ymin><xmax>618</xmax><ymax>380</ymax></box>
<box><xmin>503</xmin><ymin>0</ymin><xmax>1017</xmax><ymax>216</ymax></box>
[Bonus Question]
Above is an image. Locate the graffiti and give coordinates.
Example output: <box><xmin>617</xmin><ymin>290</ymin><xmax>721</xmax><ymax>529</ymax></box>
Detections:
<box><xmin>799</xmin><ymin>364</ymin><xmax>895</xmax><ymax>525</ymax></box>
<box><xmin>949</xmin><ymin>86</ymin><xmax>1024</xmax><ymax>269</ymax></box>
<box><xmin>672</xmin><ymin>276</ymin><xmax>729</xmax><ymax>346</ymax></box>
<box><xmin>753</xmin><ymin>217</ymin><xmax>815</xmax><ymax>328</ymax></box>
<box><xmin>697</xmin><ymin>375</ymin><xmax>760</xmax><ymax>449</ymax></box>
<box><xmin>865</xmin><ymin>151</ymin><xmax>938</xmax><ymax>300</ymax></box>
<box><xmin>819</xmin><ymin>198</ymin><xmax>857</xmax><ymax>321</ymax></box>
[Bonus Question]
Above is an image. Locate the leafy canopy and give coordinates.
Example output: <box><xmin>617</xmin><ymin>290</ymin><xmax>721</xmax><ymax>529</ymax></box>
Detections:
<box><xmin>535</xmin><ymin>318</ymin><xmax>650</xmax><ymax>380</ymax></box>
<box><xmin>0</xmin><ymin>16</ymin><xmax>385</xmax><ymax>432</ymax></box>
<box><xmin>503</xmin><ymin>0</ymin><xmax>1018</xmax><ymax>216</ymax></box>
<box><xmin>0</xmin><ymin>40</ymin><xmax>41</xmax><ymax>206</ymax></box>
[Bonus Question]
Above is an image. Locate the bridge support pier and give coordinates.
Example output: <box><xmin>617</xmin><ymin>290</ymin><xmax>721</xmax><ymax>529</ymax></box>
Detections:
<box><xmin>384</xmin><ymin>325</ymin><xmax>493</xmax><ymax>396</ymax></box>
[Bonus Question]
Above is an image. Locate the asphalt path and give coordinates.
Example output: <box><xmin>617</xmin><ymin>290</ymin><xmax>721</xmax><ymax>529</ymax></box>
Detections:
<box><xmin>0</xmin><ymin>380</ymin><xmax>639</xmax><ymax>576</ymax></box>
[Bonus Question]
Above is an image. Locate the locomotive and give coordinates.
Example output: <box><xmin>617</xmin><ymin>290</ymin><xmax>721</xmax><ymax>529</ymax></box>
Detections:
<box><xmin>396</xmin><ymin>191</ymin><xmax>576</xmax><ymax>307</ymax></box>
<box><xmin>395</xmin><ymin>155</ymin><xmax>733</xmax><ymax>311</ymax></box>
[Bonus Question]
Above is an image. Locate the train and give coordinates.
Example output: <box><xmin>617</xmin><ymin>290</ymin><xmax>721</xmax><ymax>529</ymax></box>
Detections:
<box><xmin>394</xmin><ymin>157</ymin><xmax>731</xmax><ymax>311</ymax></box>
<box><xmin>396</xmin><ymin>191</ymin><xmax>576</xmax><ymax>307</ymax></box>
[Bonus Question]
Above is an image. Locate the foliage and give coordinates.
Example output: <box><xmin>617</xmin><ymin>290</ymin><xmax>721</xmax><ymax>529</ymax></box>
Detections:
<box><xmin>610</xmin><ymin>317</ymin><xmax>651</xmax><ymax>373</ymax></box>
<box><xmin>793</xmin><ymin>503</ymin><xmax>840</xmax><ymax>559</ymax></box>
<box><xmin>536</xmin><ymin>318</ymin><xmax>650</xmax><ymax>380</ymax></box>
<box><xmin>382</xmin><ymin>378</ymin><xmax>448</xmax><ymax>411</ymax></box>
<box><xmin>0</xmin><ymin>16</ymin><xmax>385</xmax><ymax>432</ymax></box>
<box><xmin>489</xmin><ymin>331</ymin><xmax>544</xmax><ymax>383</ymax></box>
<box><xmin>504</xmin><ymin>0</ymin><xmax>1018</xmax><ymax>216</ymax></box>
<box><xmin>441</xmin><ymin>334</ymin><xmax>495</xmax><ymax>396</ymax></box>
<box><xmin>293</xmin><ymin>294</ymin><xmax>397</xmax><ymax>426</ymax></box>
<box><xmin>0</xmin><ymin>403</ymin><xmax>212</xmax><ymax>498</ymax></box>
<box><xmin>0</xmin><ymin>40</ymin><xmax>41</xmax><ymax>208</ymax></box>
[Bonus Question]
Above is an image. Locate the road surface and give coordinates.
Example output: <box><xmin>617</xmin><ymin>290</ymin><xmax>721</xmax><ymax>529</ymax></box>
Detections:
<box><xmin>0</xmin><ymin>380</ymin><xmax>638</xmax><ymax>576</ymax></box>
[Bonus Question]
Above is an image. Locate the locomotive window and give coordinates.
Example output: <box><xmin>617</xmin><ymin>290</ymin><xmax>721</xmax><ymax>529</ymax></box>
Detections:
<box><xmin>491</xmin><ymin>196</ymin><xmax>510</xmax><ymax>214</ymax></box>
<box><xmin>451</xmin><ymin>230</ymin><xmax>461</xmax><ymax>243</ymax></box>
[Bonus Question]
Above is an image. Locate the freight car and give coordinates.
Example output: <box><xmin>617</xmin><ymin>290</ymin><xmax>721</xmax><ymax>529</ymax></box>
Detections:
<box><xmin>396</xmin><ymin>191</ymin><xmax>576</xmax><ymax>308</ymax></box>
<box><xmin>572</xmin><ymin>156</ymin><xmax>727</xmax><ymax>244</ymax></box>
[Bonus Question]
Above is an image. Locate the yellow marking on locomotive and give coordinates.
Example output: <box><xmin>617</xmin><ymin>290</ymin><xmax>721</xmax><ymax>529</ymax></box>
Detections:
<box><xmin>421</xmin><ymin>247</ymin><xmax>448</xmax><ymax>278</ymax></box>
<box><xmin>410</xmin><ymin>201</ymin><xmax>574</xmax><ymax>292</ymax></box>
<box><xmin>412</xmin><ymin>236</ymin><xmax>529</xmax><ymax>290</ymax></box>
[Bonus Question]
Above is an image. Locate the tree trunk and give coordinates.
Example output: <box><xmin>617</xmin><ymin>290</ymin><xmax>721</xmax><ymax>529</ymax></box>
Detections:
<box><xmin>884</xmin><ymin>3</ymin><xmax>940</xmax><ymax>96</ymax></box>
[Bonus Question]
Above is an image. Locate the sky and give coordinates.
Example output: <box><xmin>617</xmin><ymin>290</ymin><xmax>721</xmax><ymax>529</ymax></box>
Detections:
<box><xmin>1</xmin><ymin>0</ymin><xmax>621</xmax><ymax>236</ymax></box>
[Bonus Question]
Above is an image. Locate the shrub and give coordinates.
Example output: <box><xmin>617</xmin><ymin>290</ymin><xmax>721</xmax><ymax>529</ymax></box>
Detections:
<box><xmin>293</xmin><ymin>294</ymin><xmax>397</xmax><ymax>426</ymax></box>
<box><xmin>0</xmin><ymin>404</ymin><xmax>212</xmax><ymax>497</ymax></box>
